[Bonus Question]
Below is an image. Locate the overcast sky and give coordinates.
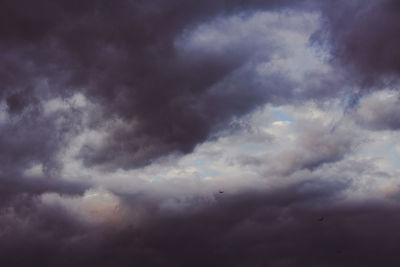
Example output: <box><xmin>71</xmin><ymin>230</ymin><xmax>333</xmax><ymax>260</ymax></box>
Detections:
<box><xmin>1</xmin><ymin>0</ymin><xmax>400</xmax><ymax>266</ymax></box>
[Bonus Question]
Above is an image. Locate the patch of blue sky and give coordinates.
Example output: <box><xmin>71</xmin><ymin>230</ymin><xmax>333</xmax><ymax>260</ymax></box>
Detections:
<box><xmin>270</xmin><ymin>108</ymin><xmax>295</xmax><ymax>124</ymax></box>
<box><xmin>201</xmin><ymin>169</ymin><xmax>220</xmax><ymax>178</ymax></box>
<box><xmin>192</xmin><ymin>159</ymin><xmax>220</xmax><ymax>178</ymax></box>
<box><xmin>193</xmin><ymin>159</ymin><xmax>206</xmax><ymax>168</ymax></box>
<box><xmin>151</xmin><ymin>175</ymin><xmax>164</xmax><ymax>180</ymax></box>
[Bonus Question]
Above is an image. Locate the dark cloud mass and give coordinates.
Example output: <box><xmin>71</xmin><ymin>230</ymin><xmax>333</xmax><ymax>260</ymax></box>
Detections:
<box><xmin>0</xmin><ymin>0</ymin><xmax>305</xmax><ymax>169</ymax></box>
<box><xmin>1</xmin><ymin>179</ymin><xmax>400</xmax><ymax>267</ymax></box>
<box><xmin>1</xmin><ymin>0</ymin><xmax>400</xmax><ymax>266</ymax></box>
<box><xmin>315</xmin><ymin>0</ymin><xmax>400</xmax><ymax>86</ymax></box>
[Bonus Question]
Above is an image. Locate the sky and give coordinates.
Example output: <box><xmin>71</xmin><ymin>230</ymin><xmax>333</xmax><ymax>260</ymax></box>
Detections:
<box><xmin>1</xmin><ymin>0</ymin><xmax>400</xmax><ymax>266</ymax></box>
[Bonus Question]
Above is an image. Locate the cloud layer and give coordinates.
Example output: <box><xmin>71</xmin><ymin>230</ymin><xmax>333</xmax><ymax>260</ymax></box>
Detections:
<box><xmin>1</xmin><ymin>0</ymin><xmax>400</xmax><ymax>266</ymax></box>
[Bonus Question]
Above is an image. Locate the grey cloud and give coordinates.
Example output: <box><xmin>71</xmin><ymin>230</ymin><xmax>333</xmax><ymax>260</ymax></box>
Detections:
<box><xmin>0</xmin><ymin>94</ymin><xmax>88</xmax><ymax>202</ymax></box>
<box><xmin>351</xmin><ymin>92</ymin><xmax>400</xmax><ymax>130</ymax></box>
<box><xmin>0</xmin><ymin>0</ymin><xmax>310</xmax><ymax>170</ymax></box>
<box><xmin>314</xmin><ymin>0</ymin><xmax>400</xmax><ymax>86</ymax></box>
<box><xmin>1</xmin><ymin>1</ymin><xmax>399</xmax><ymax>266</ymax></box>
<box><xmin>0</xmin><ymin>0</ymin><xmax>329</xmax><ymax>238</ymax></box>
<box><xmin>1</xmin><ymin>178</ymin><xmax>400</xmax><ymax>266</ymax></box>
<box><xmin>264</xmin><ymin>119</ymin><xmax>359</xmax><ymax>176</ymax></box>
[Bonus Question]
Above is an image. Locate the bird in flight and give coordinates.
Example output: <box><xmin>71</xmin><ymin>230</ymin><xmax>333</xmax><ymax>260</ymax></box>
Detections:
<box><xmin>219</xmin><ymin>190</ymin><xmax>224</xmax><ymax>194</ymax></box>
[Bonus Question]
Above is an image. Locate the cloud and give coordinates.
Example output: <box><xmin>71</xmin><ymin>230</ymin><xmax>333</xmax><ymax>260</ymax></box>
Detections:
<box><xmin>1</xmin><ymin>1</ymin><xmax>400</xmax><ymax>266</ymax></box>
<box><xmin>350</xmin><ymin>90</ymin><xmax>400</xmax><ymax>130</ymax></box>
<box><xmin>0</xmin><ymin>0</ymin><xmax>307</xmax><ymax>170</ymax></box>
<box><xmin>1</xmin><ymin>178</ymin><xmax>400</xmax><ymax>266</ymax></box>
<box><xmin>314</xmin><ymin>0</ymin><xmax>400</xmax><ymax>86</ymax></box>
<box><xmin>268</xmin><ymin>118</ymin><xmax>358</xmax><ymax>175</ymax></box>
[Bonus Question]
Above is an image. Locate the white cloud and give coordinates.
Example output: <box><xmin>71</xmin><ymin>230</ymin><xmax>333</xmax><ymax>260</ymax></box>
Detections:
<box><xmin>24</xmin><ymin>163</ymin><xmax>44</xmax><ymax>178</ymax></box>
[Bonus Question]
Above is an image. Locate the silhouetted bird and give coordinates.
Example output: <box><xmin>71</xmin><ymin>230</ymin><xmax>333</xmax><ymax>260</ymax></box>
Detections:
<box><xmin>219</xmin><ymin>190</ymin><xmax>224</xmax><ymax>194</ymax></box>
<box><xmin>317</xmin><ymin>217</ymin><xmax>324</xmax><ymax>222</ymax></box>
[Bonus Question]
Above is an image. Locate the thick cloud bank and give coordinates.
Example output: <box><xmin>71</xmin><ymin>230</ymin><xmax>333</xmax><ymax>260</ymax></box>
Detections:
<box><xmin>2</xmin><ymin>179</ymin><xmax>400</xmax><ymax>267</ymax></box>
<box><xmin>1</xmin><ymin>0</ymin><xmax>400</xmax><ymax>266</ymax></box>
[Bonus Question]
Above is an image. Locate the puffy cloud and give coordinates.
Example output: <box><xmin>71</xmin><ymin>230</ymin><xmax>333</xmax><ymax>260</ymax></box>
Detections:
<box><xmin>351</xmin><ymin>90</ymin><xmax>400</xmax><ymax>130</ymax></box>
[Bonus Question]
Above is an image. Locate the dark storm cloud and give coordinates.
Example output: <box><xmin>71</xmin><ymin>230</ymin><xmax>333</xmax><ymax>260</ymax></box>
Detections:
<box><xmin>0</xmin><ymin>0</ymin><xmax>308</xmax><ymax>169</ymax></box>
<box><xmin>314</xmin><ymin>0</ymin><xmax>400</xmax><ymax>86</ymax></box>
<box><xmin>1</xmin><ymin>178</ymin><xmax>400</xmax><ymax>266</ymax></box>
